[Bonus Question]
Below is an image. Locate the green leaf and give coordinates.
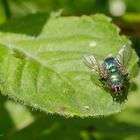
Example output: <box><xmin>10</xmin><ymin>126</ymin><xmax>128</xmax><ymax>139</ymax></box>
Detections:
<box><xmin>0</xmin><ymin>14</ymin><xmax>138</xmax><ymax>117</ymax></box>
<box><xmin>130</xmin><ymin>62</ymin><xmax>139</xmax><ymax>78</ymax></box>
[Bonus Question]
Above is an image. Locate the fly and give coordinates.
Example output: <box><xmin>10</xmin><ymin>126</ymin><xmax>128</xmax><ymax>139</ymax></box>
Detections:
<box><xmin>83</xmin><ymin>45</ymin><xmax>132</xmax><ymax>102</ymax></box>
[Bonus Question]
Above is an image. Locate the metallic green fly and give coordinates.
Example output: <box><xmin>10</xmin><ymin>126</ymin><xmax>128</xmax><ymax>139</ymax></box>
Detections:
<box><xmin>83</xmin><ymin>45</ymin><xmax>133</xmax><ymax>102</ymax></box>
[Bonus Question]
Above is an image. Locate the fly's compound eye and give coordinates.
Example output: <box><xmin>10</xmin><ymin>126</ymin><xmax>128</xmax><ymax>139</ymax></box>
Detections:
<box><xmin>110</xmin><ymin>85</ymin><xmax>115</xmax><ymax>92</ymax></box>
<box><xmin>120</xmin><ymin>83</ymin><xmax>126</xmax><ymax>90</ymax></box>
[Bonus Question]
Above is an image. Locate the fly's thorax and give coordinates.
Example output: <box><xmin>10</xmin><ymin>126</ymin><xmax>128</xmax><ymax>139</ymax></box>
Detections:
<box><xmin>109</xmin><ymin>66</ymin><xmax>118</xmax><ymax>73</ymax></box>
<box><xmin>103</xmin><ymin>57</ymin><xmax>120</xmax><ymax>70</ymax></box>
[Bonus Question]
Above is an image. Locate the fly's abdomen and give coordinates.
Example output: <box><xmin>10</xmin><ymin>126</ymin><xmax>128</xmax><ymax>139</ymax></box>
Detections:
<box><xmin>107</xmin><ymin>72</ymin><xmax>123</xmax><ymax>86</ymax></box>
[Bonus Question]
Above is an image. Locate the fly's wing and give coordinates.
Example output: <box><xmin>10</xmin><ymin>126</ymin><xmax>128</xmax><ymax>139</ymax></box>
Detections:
<box><xmin>83</xmin><ymin>54</ymin><xmax>101</xmax><ymax>74</ymax></box>
<box><xmin>115</xmin><ymin>44</ymin><xmax>133</xmax><ymax>69</ymax></box>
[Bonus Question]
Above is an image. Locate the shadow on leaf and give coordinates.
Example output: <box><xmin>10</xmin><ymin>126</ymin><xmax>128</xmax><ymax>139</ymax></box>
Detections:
<box><xmin>0</xmin><ymin>13</ymin><xmax>50</xmax><ymax>36</ymax></box>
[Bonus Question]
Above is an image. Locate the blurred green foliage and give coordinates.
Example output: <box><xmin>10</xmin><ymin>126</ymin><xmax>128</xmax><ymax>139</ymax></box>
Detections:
<box><xmin>0</xmin><ymin>0</ymin><xmax>139</xmax><ymax>18</ymax></box>
<box><xmin>0</xmin><ymin>0</ymin><xmax>139</xmax><ymax>55</ymax></box>
<box><xmin>0</xmin><ymin>0</ymin><xmax>7</xmax><ymax>24</ymax></box>
<box><xmin>0</xmin><ymin>0</ymin><xmax>140</xmax><ymax>140</ymax></box>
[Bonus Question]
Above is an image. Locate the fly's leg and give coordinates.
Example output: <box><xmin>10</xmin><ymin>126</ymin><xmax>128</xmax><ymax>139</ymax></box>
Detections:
<box><xmin>123</xmin><ymin>88</ymin><xmax>128</xmax><ymax>100</ymax></box>
<box><xmin>111</xmin><ymin>93</ymin><xmax>117</xmax><ymax>104</ymax></box>
<box><xmin>112</xmin><ymin>92</ymin><xmax>122</xmax><ymax>104</ymax></box>
<box><xmin>99</xmin><ymin>77</ymin><xmax>106</xmax><ymax>87</ymax></box>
